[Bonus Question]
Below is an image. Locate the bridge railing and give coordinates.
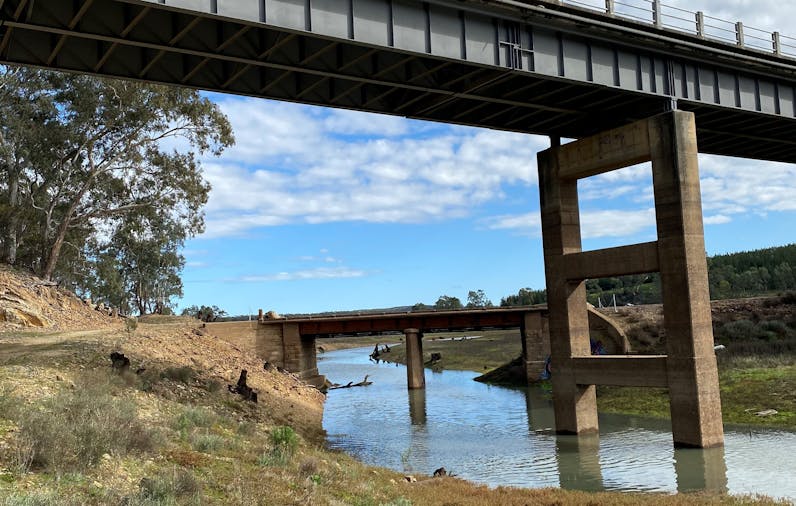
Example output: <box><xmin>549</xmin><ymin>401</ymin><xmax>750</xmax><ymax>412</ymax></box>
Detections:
<box><xmin>534</xmin><ymin>0</ymin><xmax>796</xmax><ymax>60</ymax></box>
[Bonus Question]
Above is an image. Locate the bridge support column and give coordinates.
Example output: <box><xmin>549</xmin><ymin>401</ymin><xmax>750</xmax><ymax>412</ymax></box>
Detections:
<box><xmin>521</xmin><ymin>312</ymin><xmax>549</xmax><ymax>383</ymax></box>
<box><xmin>404</xmin><ymin>328</ymin><xmax>425</xmax><ymax>389</ymax></box>
<box><xmin>537</xmin><ymin>110</ymin><xmax>723</xmax><ymax>448</ymax></box>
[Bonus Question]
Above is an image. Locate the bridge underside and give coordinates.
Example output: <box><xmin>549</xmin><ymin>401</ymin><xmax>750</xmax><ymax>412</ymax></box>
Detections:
<box><xmin>2</xmin><ymin>0</ymin><xmax>796</xmax><ymax>162</ymax></box>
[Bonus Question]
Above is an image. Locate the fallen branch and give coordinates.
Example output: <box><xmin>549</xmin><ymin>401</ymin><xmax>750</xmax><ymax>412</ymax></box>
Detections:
<box><xmin>329</xmin><ymin>375</ymin><xmax>372</xmax><ymax>390</ymax></box>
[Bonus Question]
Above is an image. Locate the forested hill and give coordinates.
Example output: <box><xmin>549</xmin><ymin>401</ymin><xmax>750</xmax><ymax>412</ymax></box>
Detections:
<box><xmin>501</xmin><ymin>243</ymin><xmax>796</xmax><ymax>307</ymax></box>
<box><xmin>708</xmin><ymin>244</ymin><xmax>796</xmax><ymax>299</ymax></box>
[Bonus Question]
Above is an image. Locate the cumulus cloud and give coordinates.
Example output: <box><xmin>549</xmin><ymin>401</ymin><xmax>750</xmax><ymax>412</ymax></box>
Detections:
<box><xmin>199</xmin><ymin>97</ymin><xmax>544</xmax><ymax>238</ymax></box>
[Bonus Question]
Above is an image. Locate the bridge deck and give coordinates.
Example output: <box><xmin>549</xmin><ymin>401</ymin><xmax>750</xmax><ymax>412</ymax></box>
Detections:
<box><xmin>2</xmin><ymin>0</ymin><xmax>796</xmax><ymax>162</ymax></box>
<box><xmin>260</xmin><ymin>305</ymin><xmax>546</xmax><ymax>336</ymax></box>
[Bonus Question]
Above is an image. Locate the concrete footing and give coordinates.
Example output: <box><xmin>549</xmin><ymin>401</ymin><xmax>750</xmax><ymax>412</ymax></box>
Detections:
<box><xmin>537</xmin><ymin>111</ymin><xmax>724</xmax><ymax>448</ymax></box>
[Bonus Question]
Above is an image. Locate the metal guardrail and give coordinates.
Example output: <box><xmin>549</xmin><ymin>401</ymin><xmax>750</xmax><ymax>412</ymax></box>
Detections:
<box><xmin>544</xmin><ymin>0</ymin><xmax>796</xmax><ymax>60</ymax></box>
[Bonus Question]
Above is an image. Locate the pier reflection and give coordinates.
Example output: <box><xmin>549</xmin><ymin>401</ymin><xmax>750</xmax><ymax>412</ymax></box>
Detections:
<box><xmin>674</xmin><ymin>446</ymin><xmax>728</xmax><ymax>493</ymax></box>
<box><xmin>408</xmin><ymin>388</ymin><xmax>427</xmax><ymax>426</ymax></box>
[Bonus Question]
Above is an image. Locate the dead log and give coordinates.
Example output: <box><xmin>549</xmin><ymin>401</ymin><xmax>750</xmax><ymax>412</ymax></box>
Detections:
<box><xmin>228</xmin><ymin>369</ymin><xmax>258</xmax><ymax>402</ymax></box>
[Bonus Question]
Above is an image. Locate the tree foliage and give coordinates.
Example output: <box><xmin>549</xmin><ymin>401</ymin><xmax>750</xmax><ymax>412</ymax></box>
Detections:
<box><xmin>434</xmin><ymin>295</ymin><xmax>463</xmax><ymax>310</ymax></box>
<box><xmin>500</xmin><ymin>287</ymin><xmax>547</xmax><ymax>307</ymax></box>
<box><xmin>181</xmin><ymin>305</ymin><xmax>227</xmax><ymax>322</ymax></box>
<box><xmin>0</xmin><ymin>67</ymin><xmax>233</xmax><ymax>313</ymax></box>
<box><xmin>466</xmin><ymin>289</ymin><xmax>493</xmax><ymax>308</ymax></box>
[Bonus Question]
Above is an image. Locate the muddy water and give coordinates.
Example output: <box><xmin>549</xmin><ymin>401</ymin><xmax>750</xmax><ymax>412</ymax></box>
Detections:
<box><xmin>319</xmin><ymin>347</ymin><xmax>795</xmax><ymax>501</ymax></box>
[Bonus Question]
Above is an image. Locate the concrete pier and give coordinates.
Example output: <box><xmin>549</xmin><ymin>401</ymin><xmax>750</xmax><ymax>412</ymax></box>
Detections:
<box><xmin>404</xmin><ymin>328</ymin><xmax>425</xmax><ymax>389</ymax></box>
<box><xmin>537</xmin><ymin>111</ymin><xmax>724</xmax><ymax>448</ymax></box>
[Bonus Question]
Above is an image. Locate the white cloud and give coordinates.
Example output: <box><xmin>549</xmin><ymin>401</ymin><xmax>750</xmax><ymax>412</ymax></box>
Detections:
<box><xmin>704</xmin><ymin>214</ymin><xmax>732</xmax><ymax>225</ymax></box>
<box><xmin>198</xmin><ymin>98</ymin><xmax>545</xmax><ymax>238</ymax></box>
<box><xmin>485</xmin><ymin>208</ymin><xmax>656</xmax><ymax>239</ymax></box>
<box><xmin>239</xmin><ymin>267</ymin><xmax>368</xmax><ymax>282</ymax></box>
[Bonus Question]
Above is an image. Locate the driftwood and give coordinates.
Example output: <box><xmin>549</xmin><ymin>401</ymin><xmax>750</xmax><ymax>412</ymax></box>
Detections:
<box><xmin>228</xmin><ymin>369</ymin><xmax>258</xmax><ymax>402</ymax></box>
<box><xmin>328</xmin><ymin>375</ymin><xmax>372</xmax><ymax>390</ymax></box>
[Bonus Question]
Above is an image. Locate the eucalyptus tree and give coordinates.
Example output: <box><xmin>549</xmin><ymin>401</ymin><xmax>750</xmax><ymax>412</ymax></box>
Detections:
<box><xmin>0</xmin><ymin>67</ymin><xmax>233</xmax><ymax>290</ymax></box>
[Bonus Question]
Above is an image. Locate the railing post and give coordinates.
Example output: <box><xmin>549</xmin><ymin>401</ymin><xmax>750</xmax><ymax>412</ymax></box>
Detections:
<box><xmin>605</xmin><ymin>0</ymin><xmax>614</xmax><ymax>15</ymax></box>
<box><xmin>773</xmin><ymin>31</ymin><xmax>782</xmax><ymax>55</ymax></box>
<box><xmin>695</xmin><ymin>11</ymin><xmax>705</xmax><ymax>38</ymax></box>
<box><xmin>652</xmin><ymin>0</ymin><xmax>662</xmax><ymax>28</ymax></box>
<box><xmin>735</xmin><ymin>22</ymin><xmax>744</xmax><ymax>47</ymax></box>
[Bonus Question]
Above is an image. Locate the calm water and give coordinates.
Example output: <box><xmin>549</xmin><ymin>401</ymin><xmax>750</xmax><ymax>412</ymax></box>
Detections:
<box><xmin>319</xmin><ymin>346</ymin><xmax>796</xmax><ymax>502</ymax></box>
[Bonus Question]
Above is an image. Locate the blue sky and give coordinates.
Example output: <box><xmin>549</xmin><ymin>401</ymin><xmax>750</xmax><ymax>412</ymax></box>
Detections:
<box><xmin>178</xmin><ymin>0</ymin><xmax>796</xmax><ymax>316</ymax></box>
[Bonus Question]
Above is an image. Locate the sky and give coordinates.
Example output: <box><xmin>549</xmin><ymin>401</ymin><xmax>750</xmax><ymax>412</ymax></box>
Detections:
<box><xmin>178</xmin><ymin>0</ymin><xmax>796</xmax><ymax>316</ymax></box>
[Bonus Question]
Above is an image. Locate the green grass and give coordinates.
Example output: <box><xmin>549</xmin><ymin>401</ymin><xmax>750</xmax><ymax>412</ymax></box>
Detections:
<box><xmin>595</xmin><ymin>363</ymin><xmax>796</xmax><ymax>430</ymax></box>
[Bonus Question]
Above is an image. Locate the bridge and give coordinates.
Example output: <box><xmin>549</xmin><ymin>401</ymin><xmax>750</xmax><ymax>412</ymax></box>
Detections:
<box><xmin>4</xmin><ymin>0</ymin><xmax>794</xmax><ymax>449</ymax></box>
<box><xmin>215</xmin><ymin>304</ymin><xmax>628</xmax><ymax>389</ymax></box>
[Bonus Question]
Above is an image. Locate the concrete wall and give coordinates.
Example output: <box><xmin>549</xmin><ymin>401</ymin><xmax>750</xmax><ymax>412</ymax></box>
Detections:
<box><xmin>206</xmin><ymin>321</ymin><xmax>324</xmax><ymax>387</ymax></box>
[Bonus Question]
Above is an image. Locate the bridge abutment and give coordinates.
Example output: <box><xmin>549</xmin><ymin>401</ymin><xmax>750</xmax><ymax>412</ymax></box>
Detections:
<box><xmin>538</xmin><ymin>111</ymin><xmax>724</xmax><ymax>448</ymax></box>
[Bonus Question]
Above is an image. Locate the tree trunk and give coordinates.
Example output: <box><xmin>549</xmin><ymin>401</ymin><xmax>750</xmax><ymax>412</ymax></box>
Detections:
<box><xmin>2</xmin><ymin>164</ymin><xmax>20</xmax><ymax>264</ymax></box>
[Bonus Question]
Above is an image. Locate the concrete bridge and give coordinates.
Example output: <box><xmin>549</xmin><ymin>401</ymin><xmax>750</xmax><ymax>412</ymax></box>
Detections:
<box><xmin>4</xmin><ymin>0</ymin><xmax>794</xmax><ymax>448</ymax></box>
<box><xmin>209</xmin><ymin>304</ymin><xmax>629</xmax><ymax>389</ymax></box>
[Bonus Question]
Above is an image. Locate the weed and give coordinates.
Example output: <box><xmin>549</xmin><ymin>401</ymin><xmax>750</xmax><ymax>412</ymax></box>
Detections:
<box><xmin>299</xmin><ymin>457</ymin><xmax>319</xmax><ymax>477</ymax></box>
<box><xmin>14</xmin><ymin>384</ymin><xmax>152</xmax><ymax>473</ymax></box>
<box><xmin>236</xmin><ymin>421</ymin><xmax>257</xmax><ymax>436</ymax></box>
<box><xmin>383</xmin><ymin>499</ymin><xmax>412</xmax><ymax>506</ymax></box>
<box><xmin>135</xmin><ymin>367</ymin><xmax>162</xmax><ymax>392</ymax></box>
<box><xmin>190</xmin><ymin>432</ymin><xmax>225</xmax><ymax>454</ymax></box>
<box><xmin>134</xmin><ymin>466</ymin><xmax>202</xmax><ymax>505</ymax></box>
<box><xmin>258</xmin><ymin>425</ymin><xmax>299</xmax><ymax>466</ymax></box>
<box><xmin>161</xmin><ymin>366</ymin><xmax>195</xmax><ymax>384</ymax></box>
<box><xmin>125</xmin><ymin>317</ymin><xmax>138</xmax><ymax>334</ymax></box>
<box><xmin>204</xmin><ymin>378</ymin><xmax>224</xmax><ymax>394</ymax></box>
<box><xmin>173</xmin><ymin>406</ymin><xmax>216</xmax><ymax>433</ymax></box>
<box><xmin>0</xmin><ymin>385</ymin><xmax>17</xmax><ymax>421</ymax></box>
<box><xmin>0</xmin><ymin>489</ymin><xmax>81</xmax><ymax>505</ymax></box>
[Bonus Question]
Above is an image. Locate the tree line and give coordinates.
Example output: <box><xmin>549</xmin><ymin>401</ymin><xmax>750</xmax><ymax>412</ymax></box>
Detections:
<box><xmin>499</xmin><ymin>243</ymin><xmax>796</xmax><ymax>307</ymax></box>
<box><xmin>0</xmin><ymin>67</ymin><xmax>233</xmax><ymax>315</ymax></box>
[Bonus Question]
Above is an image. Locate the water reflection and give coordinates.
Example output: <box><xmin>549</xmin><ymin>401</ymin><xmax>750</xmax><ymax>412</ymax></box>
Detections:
<box><xmin>674</xmin><ymin>447</ymin><xmax>728</xmax><ymax>494</ymax></box>
<box><xmin>320</xmin><ymin>346</ymin><xmax>794</xmax><ymax>500</ymax></box>
<box><xmin>408</xmin><ymin>389</ymin><xmax>427</xmax><ymax>426</ymax></box>
<box><xmin>556</xmin><ymin>435</ymin><xmax>604</xmax><ymax>491</ymax></box>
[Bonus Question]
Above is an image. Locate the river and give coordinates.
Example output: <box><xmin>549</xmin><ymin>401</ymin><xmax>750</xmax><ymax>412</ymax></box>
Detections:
<box><xmin>319</xmin><ymin>346</ymin><xmax>796</xmax><ymax>502</ymax></box>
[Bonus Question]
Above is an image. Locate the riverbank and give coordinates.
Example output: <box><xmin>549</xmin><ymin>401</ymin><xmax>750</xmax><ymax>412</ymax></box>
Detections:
<box><xmin>4</xmin><ymin>324</ymin><xmax>783</xmax><ymax>504</ymax></box>
<box><xmin>0</xmin><ymin>269</ymin><xmax>788</xmax><ymax>504</ymax></box>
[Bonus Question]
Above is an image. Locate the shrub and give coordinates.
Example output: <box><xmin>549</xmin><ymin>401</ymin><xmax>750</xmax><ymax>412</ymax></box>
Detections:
<box><xmin>717</xmin><ymin>320</ymin><xmax>766</xmax><ymax>341</ymax></box>
<box><xmin>760</xmin><ymin>320</ymin><xmax>792</xmax><ymax>339</ymax></box>
<box><xmin>190</xmin><ymin>432</ymin><xmax>225</xmax><ymax>454</ymax></box>
<box><xmin>173</xmin><ymin>407</ymin><xmax>216</xmax><ymax>434</ymax></box>
<box><xmin>162</xmin><ymin>366</ymin><xmax>195</xmax><ymax>384</ymax></box>
<box><xmin>15</xmin><ymin>387</ymin><xmax>152</xmax><ymax>473</ymax></box>
<box><xmin>258</xmin><ymin>426</ymin><xmax>299</xmax><ymax>466</ymax></box>
<box><xmin>204</xmin><ymin>378</ymin><xmax>224</xmax><ymax>394</ymax></box>
<box><xmin>299</xmin><ymin>457</ymin><xmax>319</xmax><ymax>477</ymax></box>
<box><xmin>134</xmin><ymin>466</ymin><xmax>201</xmax><ymax>505</ymax></box>
<box><xmin>0</xmin><ymin>385</ymin><xmax>17</xmax><ymax>420</ymax></box>
<box><xmin>125</xmin><ymin>317</ymin><xmax>138</xmax><ymax>334</ymax></box>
